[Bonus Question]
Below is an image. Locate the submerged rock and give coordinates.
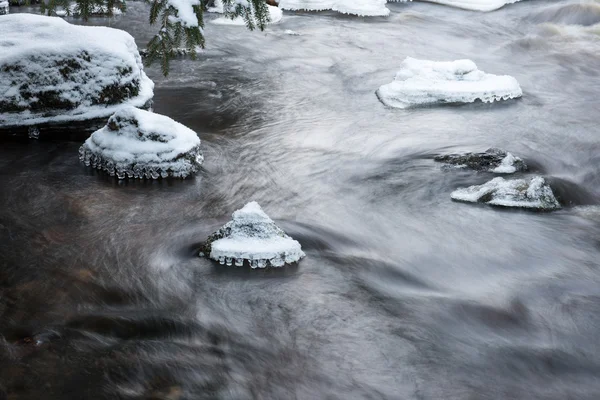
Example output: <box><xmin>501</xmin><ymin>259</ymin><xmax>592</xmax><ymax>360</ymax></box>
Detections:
<box><xmin>451</xmin><ymin>176</ymin><xmax>561</xmax><ymax>210</ymax></box>
<box><xmin>376</xmin><ymin>57</ymin><xmax>522</xmax><ymax>109</ymax></box>
<box><xmin>0</xmin><ymin>14</ymin><xmax>153</xmax><ymax>130</ymax></box>
<box><xmin>435</xmin><ymin>148</ymin><xmax>527</xmax><ymax>174</ymax></box>
<box><xmin>79</xmin><ymin>107</ymin><xmax>203</xmax><ymax>179</ymax></box>
<box><xmin>202</xmin><ymin>202</ymin><xmax>305</xmax><ymax>268</ymax></box>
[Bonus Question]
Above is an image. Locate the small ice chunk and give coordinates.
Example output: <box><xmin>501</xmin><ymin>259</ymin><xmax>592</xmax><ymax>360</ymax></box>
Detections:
<box><xmin>435</xmin><ymin>148</ymin><xmax>527</xmax><ymax>174</ymax></box>
<box><xmin>376</xmin><ymin>57</ymin><xmax>522</xmax><ymax>109</ymax></box>
<box><xmin>278</xmin><ymin>0</ymin><xmax>390</xmax><ymax>16</ymax></box>
<box><xmin>451</xmin><ymin>176</ymin><xmax>561</xmax><ymax>210</ymax></box>
<box><xmin>202</xmin><ymin>202</ymin><xmax>305</xmax><ymax>268</ymax></box>
<box><xmin>79</xmin><ymin>107</ymin><xmax>202</xmax><ymax>179</ymax></box>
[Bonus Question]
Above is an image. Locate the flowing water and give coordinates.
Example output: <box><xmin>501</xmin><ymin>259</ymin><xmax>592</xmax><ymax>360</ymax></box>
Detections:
<box><xmin>2</xmin><ymin>1</ymin><xmax>600</xmax><ymax>398</ymax></box>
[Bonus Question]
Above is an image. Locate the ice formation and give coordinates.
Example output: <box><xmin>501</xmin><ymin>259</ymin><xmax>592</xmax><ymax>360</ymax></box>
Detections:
<box><xmin>0</xmin><ymin>14</ymin><xmax>154</xmax><ymax>129</ymax></box>
<box><xmin>79</xmin><ymin>107</ymin><xmax>203</xmax><ymax>179</ymax></box>
<box><xmin>435</xmin><ymin>148</ymin><xmax>527</xmax><ymax>174</ymax></box>
<box><xmin>0</xmin><ymin>1</ymin><xmax>9</xmax><ymax>15</ymax></box>
<box><xmin>202</xmin><ymin>202</ymin><xmax>305</xmax><ymax>268</ymax></box>
<box><xmin>418</xmin><ymin>0</ymin><xmax>521</xmax><ymax>12</ymax></box>
<box><xmin>211</xmin><ymin>3</ymin><xmax>283</xmax><ymax>25</ymax></box>
<box><xmin>278</xmin><ymin>0</ymin><xmax>390</xmax><ymax>16</ymax></box>
<box><xmin>451</xmin><ymin>176</ymin><xmax>561</xmax><ymax>210</ymax></box>
<box><xmin>376</xmin><ymin>57</ymin><xmax>522</xmax><ymax>109</ymax></box>
<box><xmin>55</xmin><ymin>4</ymin><xmax>124</xmax><ymax>17</ymax></box>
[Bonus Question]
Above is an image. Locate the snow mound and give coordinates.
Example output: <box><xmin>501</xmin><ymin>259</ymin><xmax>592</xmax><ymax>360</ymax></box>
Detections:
<box><xmin>79</xmin><ymin>107</ymin><xmax>203</xmax><ymax>179</ymax></box>
<box><xmin>202</xmin><ymin>202</ymin><xmax>305</xmax><ymax>268</ymax></box>
<box><xmin>451</xmin><ymin>176</ymin><xmax>561</xmax><ymax>210</ymax></box>
<box><xmin>435</xmin><ymin>148</ymin><xmax>527</xmax><ymax>174</ymax></box>
<box><xmin>0</xmin><ymin>14</ymin><xmax>154</xmax><ymax>129</ymax></box>
<box><xmin>376</xmin><ymin>57</ymin><xmax>522</xmax><ymax>109</ymax></box>
<box><xmin>279</xmin><ymin>0</ymin><xmax>390</xmax><ymax>16</ymax></box>
<box><xmin>211</xmin><ymin>4</ymin><xmax>283</xmax><ymax>25</ymax></box>
<box><xmin>0</xmin><ymin>1</ymin><xmax>9</xmax><ymax>15</ymax></box>
<box><xmin>417</xmin><ymin>0</ymin><xmax>521</xmax><ymax>12</ymax></box>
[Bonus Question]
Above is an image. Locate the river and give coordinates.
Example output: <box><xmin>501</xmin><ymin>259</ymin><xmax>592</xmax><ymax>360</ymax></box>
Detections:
<box><xmin>2</xmin><ymin>1</ymin><xmax>600</xmax><ymax>398</ymax></box>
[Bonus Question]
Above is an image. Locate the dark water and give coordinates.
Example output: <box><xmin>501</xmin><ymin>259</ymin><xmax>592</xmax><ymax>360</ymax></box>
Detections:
<box><xmin>2</xmin><ymin>1</ymin><xmax>600</xmax><ymax>398</ymax></box>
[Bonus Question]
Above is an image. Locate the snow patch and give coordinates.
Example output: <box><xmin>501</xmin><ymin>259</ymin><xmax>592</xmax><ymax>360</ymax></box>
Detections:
<box><xmin>55</xmin><ymin>4</ymin><xmax>123</xmax><ymax>17</ymax></box>
<box><xmin>279</xmin><ymin>0</ymin><xmax>390</xmax><ymax>16</ymax></box>
<box><xmin>79</xmin><ymin>107</ymin><xmax>203</xmax><ymax>179</ymax></box>
<box><xmin>377</xmin><ymin>57</ymin><xmax>522</xmax><ymax>109</ymax></box>
<box><xmin>0</xmin><ymin>1</ymin><xmax>9</xmax><ymax>15</ymax></box>
<box><xmin>204</xmin><ymin>202</ymin><xmax>305</xmax><ymax>268</ymax></box>
<box><xmin>0</xmin><ymin>14</ymin><xmax>154</xmax><ymax>128</ymax></box>
<box><xmin>451</xmin><ymin>176</ymin><xmax>561</xmax><ymax>210</ymax></box>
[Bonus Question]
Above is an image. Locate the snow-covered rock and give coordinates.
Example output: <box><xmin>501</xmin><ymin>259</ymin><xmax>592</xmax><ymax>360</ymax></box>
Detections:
<box><xmin>279</xmin><ymin>0</ymin><xmax>390</xmax><ymax>16</ymax></box>
<box><xmin>0</xmin><ymin>1</ymin><xmax>9</xmax><ymax>15</ymax></box>
<box><xmin>202</xmin><ymin>202</ymin><xmax>305</xmax><ymax>268</ymax></box>
<box><xmin>435</xmin><ymin>148</ymin><xmax>527</xmax><ymax>174</ymax></box>
<box><xmin>211</xmin><ymin>4</ymin><xmax>283</xmax><ymax>25</ymax></box>
<box><xmin>451</xmin><ymin>176</ymin><xmax>561</xmax><ymax>210</ymax></box>
<box><xmin>55</xmin><ymin>4</ymin><xmax>124</xmax><ymax>17</ymax></box>
<box><xmin>79</xmin><ymin>107</ymin><xmax>203</xmax><ymax>179</ymax></box>
<box><xmin>376</xmin><ymin>57</ymin><xmax>522</xmax><ymax>109</ymax></box>
<box><xmin>0</xmin><ymin>14</ymin><xmax>154</xmax><ymax>129</ymax></box>
<box><xmin>417</xmin><ymin>0</ymin><xmax>521</xmax><ymax>12</ymax></box>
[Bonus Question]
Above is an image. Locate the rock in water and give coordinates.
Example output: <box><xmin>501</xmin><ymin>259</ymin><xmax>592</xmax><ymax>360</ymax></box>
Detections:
<box><xmin>0</xmin><ymin>1</ymin><xmax>8</xmax><ymax>15</ymax></box>
<box><xmin>79</xmin><ymin>107</ymin><xmax>203</xmax><ymax>179</ymax></box>
<box><xmin>451</xmin><ymin>176</ymin><xmax>561</xmax><ymax>210</ymax></box>
<box><xmin>0</xmin><ymin>14</ymin><xmax>153</xmax><ymax>130</ymax></box>
<box><xmin>376</xmin><ymin>57</ymin><xmax>522</xmax><ymax>109</ymax></box>
<box><xmin>435</xmin><ymin>148</ymin><xmax>527</xmax><ymax>173</ymax></box>
<box><xmin>202</xmin><ymin>202</ymin><xmax>305</xmax><ymax>268</ymax></box>
<box><xmin>278</xmin><ymin>0</ymin><xmax>390</xmax><ymax>16</ymax></box>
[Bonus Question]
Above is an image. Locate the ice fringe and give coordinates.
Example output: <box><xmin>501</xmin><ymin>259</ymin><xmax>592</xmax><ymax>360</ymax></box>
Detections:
<box><xmin>435</xmin><ymin>148</ymin><xmax>527</xmax><ymax>174</ymax></box>
<box><xmin>202</xmin><ymin>202</ymin><xmax>305</xmax><ymax>268</ymax></box>
<box><xmin>376</xmin><ymin>57</ymin><xmax>522</xmax><ymax>109</ymax></box>
<box><xmin>79</xmin><ymin>107</ymin><xmax>203</xmax><ymax>179</ymax></box>
<box><xmin>451</xmin><ymin>176</ymin><xmax>561</xmax><ymax>210</ymax></box>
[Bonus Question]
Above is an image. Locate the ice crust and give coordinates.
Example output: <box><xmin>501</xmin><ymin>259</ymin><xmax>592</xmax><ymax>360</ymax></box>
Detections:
<box><xmin>435</xmin><ymin>148</ymin><xmax>527</xmax><ymax>174</ymax></box>
<box><xmin>278</xmin><ymin>0</ymin><xmax>391</xmax><ymax>16</ymax></box>
<box><xmin>0</xmin><ymin>14</ymin><xmax>154</xmax><ymax>128</ymax></box>
<box><xmin>79</xmin><ymin>107</ymin><xmax>203</xmax><ymax>179</ymax></box>
<box><xmin>205</xmin><ymin>202</ymin><xmax>305</xmax><ymax>268</ymax></box>
<box><xmin>211</xmin><ymin>3</ymin><xmax>283</xmax><ymax>25</ymax></box>
<box><xmin>376</xmin><ymin>57</ymin><xmax>522</xmax><ymax>109</ymax></box>
<box><xmin>419</xmin><ymin>0</ymin><xmax>521</xmax><ymax>12</ymax></box>
<box><xmin>451</xmin><ymin>176</ymin><xmax>561</xmax><ymax>210</ymax></box>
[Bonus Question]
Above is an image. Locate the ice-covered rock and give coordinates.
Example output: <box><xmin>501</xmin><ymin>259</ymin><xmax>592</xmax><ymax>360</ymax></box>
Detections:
<box><xmin>0</xmin><ymin>14</ymin><xmax>154</xmax><ymax>129</ymax></box>
<box><xmin>435</xmin><ymin>148</ymin><xmax>527</xmax><ymax>174</ymax></box>
<box><xmin>417</xmin><ymin>0</ymin><xmax>521</xmax><ymax>12</ymax></box>
<box><xmin>79</xmin><ymin>107</ymin><xmax>203</xmax><ymax>179</ymax></box>
<box><xmin>376</xmin><ymin>57</ymin><xmax>522</xmax><ymax>109</ymax></box>
<box><xmin>451</xmin><ymin>176</ymin><xmax>561</xmax><ymax>210</ymax></box>
<box><xmin>0</xmin><ymin>1</ymin><xmax>9</xmax><ymax>15</ymax></box>
<box><xmin>211</xmin><ymin>3</ymin><xmax>283</xmax><ymax>25</ymax></box>
<box><xmin>278</xmin><ymin>0</ymin><xmax>390</xmax><ymax>16</ymax></box>
<box><xmin>202</xmin><ymin>202</ymin><xmax>305</xmax><ymax>268</ymax></box>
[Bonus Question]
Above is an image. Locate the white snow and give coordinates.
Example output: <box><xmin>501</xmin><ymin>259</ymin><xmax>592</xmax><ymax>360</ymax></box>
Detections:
<box><xmin>79</xmin><ymin>107</ymin><xmax>203</xmax><ymax>179</ymax></box>
<box><xmin>0</xmin><ymin>1</ymin><xmax>9</xmax><ymax>15</ymax></box>
<box><xmin>208</xmin><ymin>202</ymin><xmax>305</xmax><ymax>268</ymax></box>
<box><xmin>492</xmin><ymin>152</ymin><xmax>521</xmax><ymax>174</ymax></box>
<box><xmin>377</xmin><ymin>57</ymin><xmax>522</xmax><ymax>109</ymax></box>
<box><xmin>0</xmin><ymin>14</ymin><xmax>154</xmax><ymax>128</ymax></box>
<box><xmin>418</xmin><ymin>0</ymin><xmax>521</xmax><ymax>12</ymax></box>
<box><xmin>279</xmin><ymin>0</ymin><xmax>390</xmax><ymax>16</ymax></box>
<box><xmin>451</xmin><ymin>176</ymin><xmax>561</xmax><ymax>210</ymax></box>
<box><xmin>55</xmin><ymin>4</ymin><xmax>123</xmax><ymax>17</ymax></box>
<box><xmin>211</xmin><ymin>3</ymin><xmax>283</xmax><ymax>25</ymax></box>
<box><xmin>167</xmin><ymin>0</ymin><xmax>201</xmax><ymax>27</ymax></box>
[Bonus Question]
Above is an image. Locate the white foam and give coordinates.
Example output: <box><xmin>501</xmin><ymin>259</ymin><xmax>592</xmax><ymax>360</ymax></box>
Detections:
<box><xmin>377</xmin><ymin>57</ymin><xmax>522</xmax><ymax>109</ymax></box>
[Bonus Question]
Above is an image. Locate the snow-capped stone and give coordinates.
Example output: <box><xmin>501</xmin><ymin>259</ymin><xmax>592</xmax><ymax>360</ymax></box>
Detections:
<box><xmin>417</xmin><ymin>0</ymin><xmax>521</xmax><ymax>12</ymax></box>
<box><xmin>279</xmin><ymin>0</ymin><xmax>390</xmax><ymax>17</ymax></box>
<box><xmin>0</xmin><ymin>14</ymin><xmax>154</xmax><ymax>129</ymax></box>
<box><xmin>79</xmin><ymin>107</ymin><xmax>202</xmax><ymax>179</ymax></box>
<box><xmin>0</xmin><ymin>1</ymin><xmax>9</xmax><ymax>15</ymax></box>
<box><xmin>376</xmin><ymin>57</ymin><xmax>522</xmax><ymax>109</ymax></box>
<box><xmin>211</xmin><ymin>4</ymin><xmax>283</xmax><ymax>25</ymax></box>
<box><xmin>451</xmin><ymin>176</ymin><xmax>561</xmax><ymax>210</ymax></box>
<box><xmin>435</xmin><ymin>148</ymin><xmax>527</xmax><ymax>174</ymax></box>
<box><xmin>202</xmin><ymin>202</ymin><xmax>305</xmax><ymax>268</ymax></box>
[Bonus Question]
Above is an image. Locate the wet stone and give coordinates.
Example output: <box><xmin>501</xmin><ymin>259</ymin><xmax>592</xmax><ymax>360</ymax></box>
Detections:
<box><xmin>435</xmin><ymin>148</ymin><xmax>527</xmax><ymax>174</ymax></box>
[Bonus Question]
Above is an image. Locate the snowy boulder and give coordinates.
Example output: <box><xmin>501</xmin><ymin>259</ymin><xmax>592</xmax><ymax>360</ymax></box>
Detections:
<box><xmin>451</xmin><ymin>176</ymin><xmax>561</xmax><ymax>210</ymax></box>
<box><xmin>417</xmin><ymin>0</ymin><xmax>521</xmax><ymax>12</ymax></box>
<box><xmin>376</xmin><ymin>57</ymin><xmax>522</xmax><ymax>109</ymax></box>
<box><xmin>0</xmin><ymin>1</ymin><xmax>8</xmax><ymax>15</ymax></box>
<box><xmin>0</xmin><ymin>14</ymin><xmax>153</xmax><ymax>130</ymax></box>
<box><xmin>79</xmin><ymin>107</ymin><xmax>203</xmax><ymax>179</ymax></box>
<box><xmin>435</xmin><ymin>148</ymin><xmax>527</xmax><ymax>174</ymax></box>
<box><xmin>278</xmin><ymin>0</ymin><xmax>390</xmax><ymax>17</ymax></box>
<box><xmin>201</xmin><ymin>202</ymin><xmax>305</xmax><ymax>268</ymax></box>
